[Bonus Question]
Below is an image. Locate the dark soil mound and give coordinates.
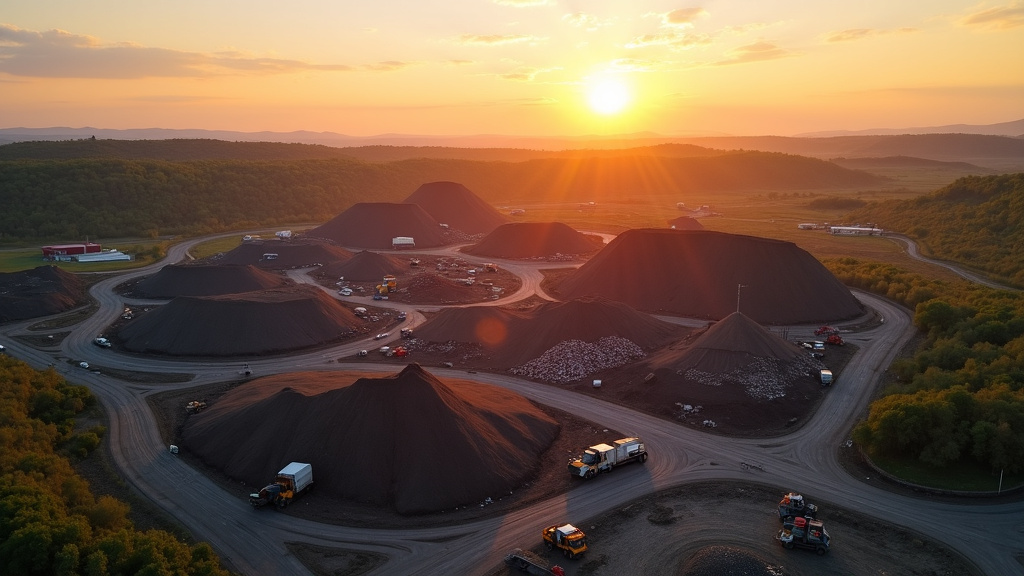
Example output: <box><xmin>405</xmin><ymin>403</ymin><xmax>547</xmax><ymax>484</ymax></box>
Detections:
<box><xmin>667</xmin><ymin>216</ymin><xmax>704</xmax><ymax>230</ymax></box>
<box><xmin>557</xmin><ymin>229</ymin><xmax>863</xmax><ymax>324</ymax></box>
<box><xmin>117</xmin><ymin>284</ymin><xmax>360</xmax><ymax>355</ymax></box>
<box><xmin>638</xmin><ymin>309</ymin><xmax>823</xmax><ymax>403</ymax></box>
<box><xmin>218</xmin><ymin>238</ymin><xmax>352</xmax><ymax>269</ymax></box>
<box><xmin>180</xmin><ymin>364</ymin><xmax>559</xmax><ymax>514</ymax></box>
<box><xmin>321</xmin><ymin>250</ymin><xmax>408</xmax><ymax>282</ymax></box>
<box><xmin>306</xmin><ymin>203</ymin><xmax>446</xmax><ymax>249</ymax></box>
<box><xmin>403</xmin><ymin>181</ymin><xmax>508</xmax><ymax>235</ymax></box>
<box><xmin>463</xmin><ymin>222</ymin><xmax>604</xmax><ymax>258</ymax></box>
<box><xmin>416</xmin><ymin>298</ymin><xmax>682</xmax><ymax>367</ymax></box>
<box><xmin>0</xmin><ymin>266</ymin><xmax>87</xmax><ymax>322</ymax></box>
<box><xmin>135</xmin><ymin>264</ymin><xmax>287</xmax><ymax>298</ymax></box>
<box><xmin>678</xmin><ymin>545</ymin><xmax>778</xmax><ymax>576</ymax></box>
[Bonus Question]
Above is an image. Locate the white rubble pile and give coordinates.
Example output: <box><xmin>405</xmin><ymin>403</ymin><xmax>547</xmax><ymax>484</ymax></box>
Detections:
<box><xmin>510</xmin><ymin>336</ymin><xmax>645</xmax><ymax>383</ymax></box>
<box><xmin>683</xmin><ymin>356</ymin><xmax>818</xmax><ymax>400</ymax></box>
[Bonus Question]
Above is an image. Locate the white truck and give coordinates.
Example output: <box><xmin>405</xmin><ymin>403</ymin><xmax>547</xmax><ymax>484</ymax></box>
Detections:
<box><xmin>568</xmin><ymin>437</ymin><xmax>647</xmax><ymax>479</ymax></box>
<box><xmin>249</xmin><ymin>462</ymin><xmax>313</xmax><ymax>509</ymax></box>
<box><xmin>819</xmin><ymin>369</ymin><xmax>833</xmax><ymax>385</ymax></box>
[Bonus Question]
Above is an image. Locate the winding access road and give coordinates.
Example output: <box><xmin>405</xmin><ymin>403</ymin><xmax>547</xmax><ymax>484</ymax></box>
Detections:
<box><xmin>2</xmin><ymin>233</ymin><xmax>1021</xmax><ymax>576</ymax></box>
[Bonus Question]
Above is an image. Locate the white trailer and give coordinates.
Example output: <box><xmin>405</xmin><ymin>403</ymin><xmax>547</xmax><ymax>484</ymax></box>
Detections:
<box><xmin>568</xmin><ymin>437</ymin><xmax>648</xmax><ymax>479</ymax></box>
<box><xmin>392</xmin><ymin>236</ymin><xmax>416</xmax><ymax>249</ymax></box>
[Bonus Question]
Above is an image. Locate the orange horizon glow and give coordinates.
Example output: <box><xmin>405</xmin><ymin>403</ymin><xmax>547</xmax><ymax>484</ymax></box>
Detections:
<box><xmin>0</xmin><ymin>2</ymin><xmax>1022</xmax><ymax>137</ymax></box>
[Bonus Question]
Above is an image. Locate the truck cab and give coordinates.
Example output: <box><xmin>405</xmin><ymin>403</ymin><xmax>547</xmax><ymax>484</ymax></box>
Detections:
<box><xmin>543</xmin><ymin>524</ymin><xmax>587</xmax><ymax>559</ymax></box>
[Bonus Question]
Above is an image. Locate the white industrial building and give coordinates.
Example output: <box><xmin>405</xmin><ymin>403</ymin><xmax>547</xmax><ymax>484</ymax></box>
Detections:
<box><xmin>828</xmin><ymin>226</ymin><xmax>883</xmax><ymax>236</ymax></box>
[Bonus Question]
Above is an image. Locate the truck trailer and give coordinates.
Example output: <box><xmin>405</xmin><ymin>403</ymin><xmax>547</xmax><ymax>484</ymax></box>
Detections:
<box><xmin>568</xmin><ymin>437</ymin><xmax>647</xmax><ymax>479</ymax></box>
<box><xmin>249</xmin><ymin>462</ymin><xmax>313</xmax><ymax>509</ymax></box>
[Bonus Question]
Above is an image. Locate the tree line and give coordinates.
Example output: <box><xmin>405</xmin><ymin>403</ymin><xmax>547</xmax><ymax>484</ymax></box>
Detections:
<box><xmin>826</xmin><ymin>258</ymin><xmax>1024</xmax><ymax>474</ymax></box>
<box><xmin>848</xmin><ymin>173</ymin><xmax>1024</xmax><ymax>287</ymax></box>
<box><xmin>0</xmin><ymin>142</ymin><xmax>884</xmax><ymax>243</ymax></box>
<box><xmin>0</xmin><ymin>356</ymin><xmax>232</xmax><ymax>575</ymax></box>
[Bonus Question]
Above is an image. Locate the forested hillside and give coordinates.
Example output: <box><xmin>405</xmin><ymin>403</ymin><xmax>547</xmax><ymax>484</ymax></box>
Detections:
<box><xmin>0</xmin><ymin>141</ymin><xmax>885</xmax><ymax>241</ymax></box>
<box><xmin>824</xmin><ymin>259</ymin><xmax>1024</xmax><ymax>477</ymax></box>
<box><xmin>848</xmin><ymin>173</ymin><xmax>1024</xmax><ymax>286</ymax></box>
<box><xmin>0</xmin><ymin>356</ymin><xmax>231</xmax><ymax>575</ymax></box>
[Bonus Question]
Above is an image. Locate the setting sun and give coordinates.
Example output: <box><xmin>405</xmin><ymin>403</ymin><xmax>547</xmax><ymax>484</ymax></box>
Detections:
<box><xmin>586</xmin><ymin>77</ymin><xmax>631</xmax><ymax>115</ymax></box>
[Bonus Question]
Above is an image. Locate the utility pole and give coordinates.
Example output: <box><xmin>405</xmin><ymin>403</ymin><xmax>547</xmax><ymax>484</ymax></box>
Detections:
<box><xmin>736</xmin><ymin>284</ymin><xmax>747</xmax><ymax>313</ymax></box>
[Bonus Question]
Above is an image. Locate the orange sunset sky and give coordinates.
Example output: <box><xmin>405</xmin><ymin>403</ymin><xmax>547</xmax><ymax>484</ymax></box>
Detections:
<box><xmin>1</xmin><ymin>1</ymin><xmax>1022</xmax><ymax>137</ymax></box>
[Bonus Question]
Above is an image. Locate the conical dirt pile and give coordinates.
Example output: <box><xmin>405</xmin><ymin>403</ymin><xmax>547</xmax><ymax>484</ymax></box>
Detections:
<box><xmin>667</xmin><ymin>216</ymin><xmax>704</xmax><ymax>230</ymax></box>
<box><xmin>644</xmin><ymin>312</ymin><xmax>823</xmax><ymax>401</ymax></box>
<box><xmin>218</xmin><ymin>237</ymin><xmax>353</xmax><ymax>269</ymax></box>
<box><xmin>180</xmin><ymin>364</ymin><xmax>559</xmax><ymax>514</ymax></box>
<box><xmin>416</xmin><ymin>298</ymin><xmax>682</xmax><ymax>367</ymax></box>
<box><xmin>557</xmin><ymin>229</ymin><xmax>862</xmax><ymax>324</ymax></box>
<box><xmin>403</xmin><ymin>181</ymin><xmax>508</xmax><ymax>235</ymax></box>
<box><xmin>136</xmin><ymin>264</ymin><xmax>287</xmax><ymax>297</ymax></box>
<box><xmin>307</xmin><ymin>203</ymin><xmax>445</xmax><ymax>249</ymax></box>
<box><xmin>321</xmin><ymin>250</ymin><xmax>408</xmax><ymax>282</ymax></box>
<box><xmin>0</xmin><ymin>265</ymin><xmax>87</xmax><ymax>322</ymax></box>
<box><xmin>117</xmin><ymin>284</ymin><xmax>360</xmax><ymax>355</ymax></box>
<box><xmin>463</xmin><ymin>222</ymin><xmax>603</xmax><ymax>258</ymax></box>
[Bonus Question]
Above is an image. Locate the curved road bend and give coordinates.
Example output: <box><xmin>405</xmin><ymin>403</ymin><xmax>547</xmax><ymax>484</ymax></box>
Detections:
<box><xmin>3</xmin><ymin>234</ymin><xmax>1022</xmax><ymax>575</ymax></box>
<box><xmin>886</xmin><ymin>233</ymin><xmax>1019</xmax><ymax>291</ymax></box>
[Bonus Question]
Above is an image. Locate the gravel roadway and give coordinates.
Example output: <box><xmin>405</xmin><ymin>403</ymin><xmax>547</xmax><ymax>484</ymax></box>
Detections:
<box><xmin>2</xmin><ymin>233</ymin><xmax>1022</xmax><ymax>576</ymax></box>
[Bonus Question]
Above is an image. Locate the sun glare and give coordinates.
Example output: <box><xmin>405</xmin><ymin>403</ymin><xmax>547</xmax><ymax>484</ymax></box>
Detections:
<box><xmin>586</xmin><ymin>77</ymin><xmax>631</xmax><ymax>115</ymax></box>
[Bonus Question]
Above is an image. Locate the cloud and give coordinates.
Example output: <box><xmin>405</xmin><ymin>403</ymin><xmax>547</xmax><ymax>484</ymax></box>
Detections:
<box><xmin>713</xmin><ymin>41</ymin><xmax>791</xmax><ymax>65</ymax></box>
<box><xmin>825</xmin><ymin>27</ymin><xmax>918</xmax><ymax>42</ymax></box>
<box><xmin>364</xmin><ymin>61</ymin><xmax>410</xmax><ymax>72</ymax></box>
<box><xmin>625</xmin><ymin>31</ymin><xmax>712</xmax><ymax>50</ymax></box>
<box><xmin>661</xmin><ymin>8</ymin><xmax>708</xmax><ymax>28</ymax></box>
<box><xmin>493</xmin><ymin>0</ymin><xmax>552</xmax><ymax>6</ymax></box>
<box><xmin>456</xmin><ymin>33</ymin><xmax>539</xmax><ymax>45</ymax></box>
<box><xmin>562</xmin><ymin>13</ymin><xmax>602</xmax><ymax>30</ymax></box>
<box><xmin>497</xmin><ymin>65</ymin><xmax>559</xmax><ymax>81</ymax></box>
<box><xmin>0</xmin><ymin>23</ymin><xmax>365</xmax><ymax>78</ymax></box>
<box><xmin>960</xmin><ymin>2</ymin><xmax>1024</xmax><ymax>29</ymax></box>
<box><xmin>607</xmin><ymin>58</ymin><xmax>667</xmax><ymax>73</ymax></box>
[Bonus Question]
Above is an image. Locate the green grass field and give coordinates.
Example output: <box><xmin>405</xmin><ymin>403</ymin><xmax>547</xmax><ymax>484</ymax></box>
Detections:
<box><xmin>870</xmin><ymin>452</ymin><xmax>1024</xmax><ymax>493</ymax></box>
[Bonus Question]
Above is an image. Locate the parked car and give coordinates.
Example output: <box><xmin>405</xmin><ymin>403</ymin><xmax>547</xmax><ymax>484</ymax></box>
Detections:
<box><xmin>375</xmin><ymin>332</ymin><xmax>389</xmax><ymax>340</ymax></box>
<box><xmin>338</xmin><ymin>287</ymin><xmax>353</xmax><ymax>296</ymax></box>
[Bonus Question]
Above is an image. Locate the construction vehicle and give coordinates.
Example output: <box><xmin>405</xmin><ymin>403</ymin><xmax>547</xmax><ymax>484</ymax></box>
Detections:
<box><xmin>249</xmin><ymin>462</ymin><xmax>313</xmax><ymax>509</ymax></box>
<box><xmin>185</xmin><ymin>400</ymin><xmax>207</xmax><ymax>413</ymax></box>
<box><xmin>826</xmin><ymin>334</ymin><xmax>845</xmax><ymax>346</ymax></box>
<box><xmin>778</xmin><ymin>492</ymin><xmax>819</xmax><ymax>521</ymax></box>
<box><xmin>568</xmin><ymin>437</ymin><xmax>647</xmax><ymax>479</ymax></box>
<box><xmin>504</xmin><ymin>549</ymin><xmax>565</xmax><ymax>575</ymax></box>
<box><xmin>400</xmin><ymin>328</ymin><xmax>413</xmax><ymax>338</ymax></box>
<box><xmin>542</xmin><ymin>524</ymin><xmax>587</xmax><ymax>559</ymax></box>
<box><xmin>814</xmin><ymin>326</ymin><xmax>839</xmax><ymax>336</ymax></box>
<box><xmin>819</xmin><ymin>369</ymin><xmax>833</xmax><ymax>386</ymax></box>
<box><xmin>778</xmin><ymin>515</ymin><xmax>830</xmax><ymax>554</ymax></box>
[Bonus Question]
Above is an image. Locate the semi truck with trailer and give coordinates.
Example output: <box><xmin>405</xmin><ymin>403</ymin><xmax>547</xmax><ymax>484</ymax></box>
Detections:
<box><xmin>249</xmin><ymin>462</ymin><xmax>313</xmax><ymax>509</ymax></box>
<box><xmin>568</xmin><ymin>437</ymin><xmax>647</xmax><ymax>479</ymax></box>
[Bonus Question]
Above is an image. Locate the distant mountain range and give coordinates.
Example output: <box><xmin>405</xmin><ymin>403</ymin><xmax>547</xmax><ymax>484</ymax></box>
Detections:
<box><xmin>1</xmin><ymin>118</ymin><xmax>1021</xmax><ymax>149</ymax></box>
<box><xmin>2</xmin><ymin>121</ymin><xmax>1022</xmax><ymax>170</ymax></box>
<box><xmin>794</xmin><ymin>118</ymin><xmax>1024</xmax><ymax>138</ymax></box>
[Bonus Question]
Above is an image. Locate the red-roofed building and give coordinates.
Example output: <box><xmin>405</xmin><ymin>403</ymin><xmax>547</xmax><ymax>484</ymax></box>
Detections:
<box><xmin>42</xmin><ymin>243</ymin><xmax>102</xmax><ymax>260</ymax></box>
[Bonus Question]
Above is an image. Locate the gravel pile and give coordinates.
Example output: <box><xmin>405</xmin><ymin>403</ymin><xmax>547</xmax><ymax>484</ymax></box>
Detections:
<box><xmin>683</xmin><ymin>355</ymin><xmax>820</xmax><ymax>400</ymax></box>
<box><xmin>510</xmin><ymin>336</ymin><xmax>646</xmax><ymax>383</ymax></box>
